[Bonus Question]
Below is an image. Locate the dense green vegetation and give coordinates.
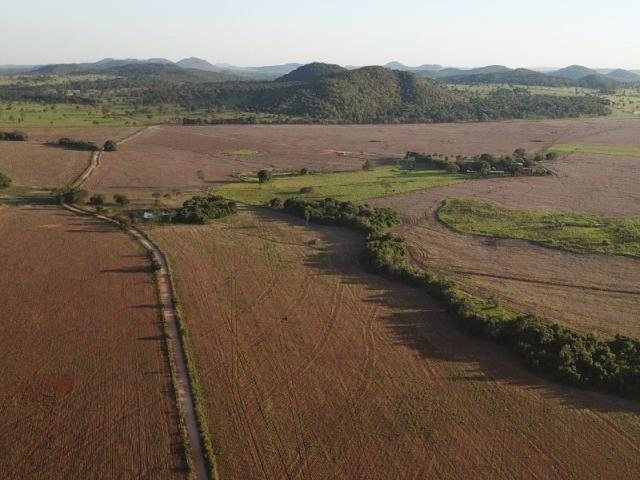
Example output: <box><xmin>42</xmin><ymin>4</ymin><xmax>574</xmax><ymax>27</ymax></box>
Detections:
<box><xmin>217</xmin><ymin>166</ymin><xmax>465</xmax><ymax>204</ymax></box>
<box><xmin>272</xmin><ymin>197</ymin><xmax>640</xmax><ymax>400</ymax></box>
<box><xmin>405</xmin><ymin>148</ymin><xmax>551</xmax><ymax>176</ymax></box>
<box><xmin>0</xmin><ymin>65</ymin><xmax>611</xmax><ymax>126</ymax></box>
<box><xmin>438</xmin><ymin>198</ymin><xmax>640</xmax><ymax>258</ymax></box>
<box><xmin>58</xmin><ymin>137</ymin><xmax>101</xmax><ymax>151</ymax></box>
<box><xmin>281</xmin><ymin>197</ymin><xmax>400</xmax><ymax>233</ymax></box>
<box><xmin>0</xmin><ymin>130</ymin><xmax>27</xmax><ymax>141</ymax></box>
<box><xmin>173</xmin><ymin>195</ymin><xmax>238</xmax><ymax>224</ymax></box>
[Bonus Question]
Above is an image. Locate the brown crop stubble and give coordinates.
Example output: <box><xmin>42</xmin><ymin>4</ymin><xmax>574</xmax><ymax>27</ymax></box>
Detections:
<box><xmin>0</xmin><ymin>205</ymin><xmax>186</xmax><ymax>479</ymax></box>
<box><xmin>0</xmin><ymin>142</ymin><xmax>89</xmax><ymax>189</ymax></box>
<box><xmin>149</xmin><ymin>208</ymin><xmax>640</xmax><ymax>480</ymax></box>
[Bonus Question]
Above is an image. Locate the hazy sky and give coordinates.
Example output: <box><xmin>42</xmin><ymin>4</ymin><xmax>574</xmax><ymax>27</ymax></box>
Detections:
<box><xmin>3</xmin><ymin>0</ymin><xmax>639</xmax><ymax>68</ymax></box>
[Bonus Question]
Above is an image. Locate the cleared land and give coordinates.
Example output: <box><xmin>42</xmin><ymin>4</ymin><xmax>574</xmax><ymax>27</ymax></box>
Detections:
<box><xmin>0</xmin><ymin>142</ymin><xmax>89</xmax><ymax>189</ymax></box>
<box><xmin>84</xmin><ymin>119</ymin><xmax>636</xmax><ymax>196</ymax></box>
<box><xmin>0</xmin><ymin>205</ymin><xmax>186</xmax><ymax>479</ymax></box>
<box><xmin>149</xmin><ymin>209</ymin><xmax>640</xmax><ymax>479</ymax></box>
<box><xmin>372</xmin><ymin>150</ymin><xmax>640</xmax><ymax>339</ymax></box>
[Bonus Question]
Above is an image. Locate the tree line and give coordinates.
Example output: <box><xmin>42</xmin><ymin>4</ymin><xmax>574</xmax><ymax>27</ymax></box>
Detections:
<box><xmin>269</xmin><ymin>196</ymin><xmax>640</xmax><ymax>400</ymax></box>
<box><xmin>0</xmin><ymin>131</ymin><xmax>28</xmax><ymax>141</ymax></box>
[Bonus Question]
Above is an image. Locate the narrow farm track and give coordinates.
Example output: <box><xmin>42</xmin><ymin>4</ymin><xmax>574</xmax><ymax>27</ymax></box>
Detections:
<box><xmin>60</xmin><ymin>132</ymin><xmax>211</xmax><ymax>480</ymax></box>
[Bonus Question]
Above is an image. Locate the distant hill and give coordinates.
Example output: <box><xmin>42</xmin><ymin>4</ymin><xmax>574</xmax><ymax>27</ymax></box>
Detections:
<box><xmin>445</xmin><ymin>68</ymin><xmax>572</xmax><ymax>87</ymax></box>
<box><xmin>108</xmin><ymin>63</ymin><xmax>241</xmax><ymax>82</ymax></box>
<box><xmin>384</xmin><ymin>62</ymin><xmax>443</xmax><ymax>72</ymax></box>
<box><xmin>422</xmin><ymin>65</ymin><xmax>512</xmax><ymax>79</ymax></box>
<box><xmin>277</xmin><ymin>62</ymin><xmax>347</xmax><ymax>82</ymax></box>
<box><xmin>32</xmin><ymin>58</ymin><xmax>174</xmax><ymax>75</ymax></box>
<box><xmin>575</xmin><ymin>74</ymin><xmax>621</xmax><ymax>91</ymax></box>
<box><xmin>605</xmin><ymin>69</ymin><xmax>640</xmax><ymax>83</ymax></box>
<box><xmin>176</xmin><ymin>57</ymin><xmax>219</xmax><ymax>71</ymax></box>
<box><xmin>550</xmin><ymin>65</ymin><xmax>598</xmax><ymax>80</ymax></box>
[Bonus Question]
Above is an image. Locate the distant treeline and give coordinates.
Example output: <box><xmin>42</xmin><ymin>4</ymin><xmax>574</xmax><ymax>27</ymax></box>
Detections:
<box><xmin>0</xmin><ymin>131</ymin><xmax>28</xmax><ymax>141</ymax></box>
<box><xmin>270</xmin><ymin>197</ymin><xmax>640</xmax><ymax>400</ymax></box>
<box><xmin>0</xmin><ymin>67</ymin><xmax>611</xmax><ymax>124</ymax></box>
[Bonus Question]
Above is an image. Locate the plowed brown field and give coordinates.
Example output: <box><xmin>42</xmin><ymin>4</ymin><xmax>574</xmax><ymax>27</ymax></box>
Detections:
<box><xmin>372</xmin><ymin>150</ymin><xmax>640</xmax><ymax>339</ymax></box>
<box><xmin>85</xmin><ymin>118</ymin><xmax>636</xmax><ymax>194</ymax></box>
<box><xmin>149</xmin><ymin>209</ymin><xmax>640</xmax><ymax>480</ymax></box>
<box><xmin>0</xmin><ymin>205</ymin><xmax>186</xmax><ymax>479</ymax></box>
<box><xmin>0</xmin><ymin>142</ymin><xmax>89</xmax><ymax>189</ymax></box>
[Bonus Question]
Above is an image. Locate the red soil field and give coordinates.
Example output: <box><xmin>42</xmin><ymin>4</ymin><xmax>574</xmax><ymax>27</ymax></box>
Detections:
<box><xmin>149</xmin><ymin>209</ymin><xmax>640</xmax><ymax>479</ymax></box>
<box><xmin>0</xmin><ymin>142</ymin><xmax>89</xmax><ymax>188</ymax></box>
<box><xmin>85</xmin><ymin>118</ymin><xmax>636</xmax><ymax>194</ymax></box>
<box><xmin>372</xmin><ymin>151</ymin><xmax>640</xmax><ymax>338</ymax></box>
<box><xmin>0</xmin><ymin>205</ymin><xmax>186</xmax><ymax>479</ymax></box>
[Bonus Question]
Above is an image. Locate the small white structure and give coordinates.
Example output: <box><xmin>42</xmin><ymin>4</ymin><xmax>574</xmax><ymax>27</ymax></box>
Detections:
<box><xmin>142</xmin><ymin>211</ymin><xmax>154</xmax><ymax>220</ymax></box>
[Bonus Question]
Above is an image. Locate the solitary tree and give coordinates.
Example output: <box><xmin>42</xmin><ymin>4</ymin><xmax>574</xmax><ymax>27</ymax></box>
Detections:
<box><xmin>257</xmin><ymin>169</ymin><xmax>272</xmax><ymax>183</ymax></box>
<box><xmin>0</xmin><ymin>171</ymin><xmax>11</xmax><ymax>189</ymax></box>
<box><xmin>362</xmin><ymin>159</ymin><xmax>374</xmax><ymax>171</ymax></box>
<box><xmin>103</xmin><ymin>139</ymin><xmax>117</xmax><ymax>152</ymax></box>
<box><xmin>113</xmin><ymin>193</ymin><xmax>130</xmax><ymax>206</ymax></box>
<box><xmin>196</xmin><ymin>170</ymin><xmax>205</xmax><ymax>181</ymax></box>
<box><xmin>89</xmin><ymin>194</ymin><xmax>105</xmax><ymax>207</ymax></box>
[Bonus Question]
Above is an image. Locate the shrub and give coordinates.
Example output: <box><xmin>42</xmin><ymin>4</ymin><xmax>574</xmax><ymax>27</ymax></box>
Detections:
<box><xmin>257</xmin><ymin>169</ymin><xmax>272</xmax><ymax>183</ymax></box>
<box><xmin>299</xmin><ymin>186</ymin><xmax>314</xmax><ymax>194</ymax></box>
<box><xmin>89</xmin><ymin>194</ymin><xmax>105</xmax><ymax>207</ymax></box>
<box><xmin>113</xmin><ymin>193</ymin><xmax>130</xmax><ymax>206</ymax></box>
<box><xmin>300</xmin><ymin>168</ymin><xmax>309</xmax><ymax>175</ymax></box>
<box><xmin>55</xmin><ymin>187</ymin><xmax>88</xmax><ymax>204</ymax></box>
<box><xmin>103</xmin><ymin>139</ymin><xmax>117</xmax><ymax>152</ymax></box>
<box><xmin>0</xmin><ymin>172</ymin><xmax>11</xmax><ymax>189</ymax></box>
<box><xmin>269</xmin><ymin>197</ymin><xmax>283</xmax><ymax>208</ymax></box>
<box><xmin>362</xmin><ymin>159</ymin><xmax>374</xmax><ymax>171</ymax></box>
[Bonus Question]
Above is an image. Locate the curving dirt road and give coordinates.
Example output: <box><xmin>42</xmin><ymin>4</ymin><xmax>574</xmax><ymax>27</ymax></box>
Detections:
<box><xmin>61</xmin><ymin>134</ymin><xmax>211</xmax><ymax>480</ymax></box>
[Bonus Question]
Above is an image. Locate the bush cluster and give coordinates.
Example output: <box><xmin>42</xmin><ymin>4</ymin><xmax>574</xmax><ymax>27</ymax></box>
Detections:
<box><xmin>173</xmin><ymin>195</ymin><xmax>237</xmax><ymax>224</ymax></box>
<box><xmin>58</xmin><ymin>137</ymin><xmax>101</xmax><ymax>151</ymax></box>
<box><xmin>274</xmin><ymin>196</ymin><xmax>640</xmax><ymax>400</ymax></box>
<box><xmin>405</xmin><ymin>148</ymin><xmax>550</xmax><ymax>176</ymax></box>
<box><xmin>0</xmin><ymin>131</ymin><xmax>27</xmax><ymax>141</ymax></box>
<box><xmin>0</xmin><ymin>171</ymin><xmax>12</xmax><ymax>188</ymax></box>
<box><xmin>280</xmin><ymin>197</ymin><xmax>400</xmax><ymax>233</ymax></box>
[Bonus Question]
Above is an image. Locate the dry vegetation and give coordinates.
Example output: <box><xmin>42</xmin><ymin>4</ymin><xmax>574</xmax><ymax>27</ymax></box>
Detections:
<box><xmin>0</xmin><ymin>206</ymin><xmax>186</xmax><ymax>479</ymax></box>
<box><xmin>149</xmin><ymin>209</ymin><xmax>640</xmax><ymax>479</ymax></box>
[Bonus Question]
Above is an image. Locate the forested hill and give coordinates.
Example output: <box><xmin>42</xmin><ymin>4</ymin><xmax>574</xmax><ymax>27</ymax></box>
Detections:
<box><xmin>0</xmin><ymin>63</ymin><xmax>611</xmax><ymax>124</ymax></box>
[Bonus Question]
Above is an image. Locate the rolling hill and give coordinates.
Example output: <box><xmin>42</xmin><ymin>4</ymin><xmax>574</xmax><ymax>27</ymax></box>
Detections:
<box><xmin>550</xmin><ymin>65</ymin><xmax>598</xmax><ymax>80</ymax></box>
<box><xmin>277</xmin><ymin>62</ymin><xmax>347</xmax><ymax>82</ymax></box>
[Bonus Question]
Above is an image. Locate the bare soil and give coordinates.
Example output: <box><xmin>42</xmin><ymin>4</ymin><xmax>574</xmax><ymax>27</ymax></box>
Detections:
<box><xmin>0</xmin><ymin>205</ymin><xmax>186</xmax><ymax>479</ymax></box>
<box><xmin>85</xmin><ymin>118</ymin><xmax>636</xmax><ymax>194</ymax></box>
<box><xmin>149</xmin><ymin>209</ymin><xmax>640</xmax><ymax>480</ymax></box>
<box><xmin>0</xmin><ymin>142</ymin><xmax>89</xmax><ymax>188</ymax></box>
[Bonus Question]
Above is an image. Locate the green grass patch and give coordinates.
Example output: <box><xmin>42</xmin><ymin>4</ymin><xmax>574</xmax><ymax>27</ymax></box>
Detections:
<box><xmin>549</xmin><ymin>144</ymin><xmax>640</xmax><ymax>157</ymax></box>
<box><xmin>225</xmin><ymin>149</ymin><xmax>258</xmax><ymax>157</ymax></box>
<box><xmin>438</xmin><ymin>198</ymin><xmax>640</xmax><ymax>258</ymax></box>
<box><xmin>217</xmin><ymin>166</ymin><xmax>466</xmax><ymax>205</ymax></box>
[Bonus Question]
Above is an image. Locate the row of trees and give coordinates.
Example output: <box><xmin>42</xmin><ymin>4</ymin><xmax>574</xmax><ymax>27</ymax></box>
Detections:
<box><xmin>0</xmin><ymin>131</ymin><xmax>27</xmax><ymax>141</ymax></box>
<box><xmin>57</xmin><ymin>138</ymin><xmax>117</xmax><ymax>152</ymax></box>
<box><xmin>405</xmin><ymin>148</ymin><xmax>555</xmax><ymax>176</ymax></box>
<box><xmin>270</xmin><ymin>196</ymin><xmax>640</xmax><ymax>400</ymax></box>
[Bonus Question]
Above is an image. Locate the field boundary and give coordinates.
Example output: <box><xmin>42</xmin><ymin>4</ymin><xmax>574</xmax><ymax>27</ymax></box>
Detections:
<box><xmin>57</xmin><ymin>127</ymin><xmax>213</xmax><ymax>479</ymax></box>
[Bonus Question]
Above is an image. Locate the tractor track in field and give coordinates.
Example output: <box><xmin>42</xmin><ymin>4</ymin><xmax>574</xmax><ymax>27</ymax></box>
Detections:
<box><xmin>60</xmin><ymin>130</ymin><xmax>211</xmax><ymax>480</ymax></box>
